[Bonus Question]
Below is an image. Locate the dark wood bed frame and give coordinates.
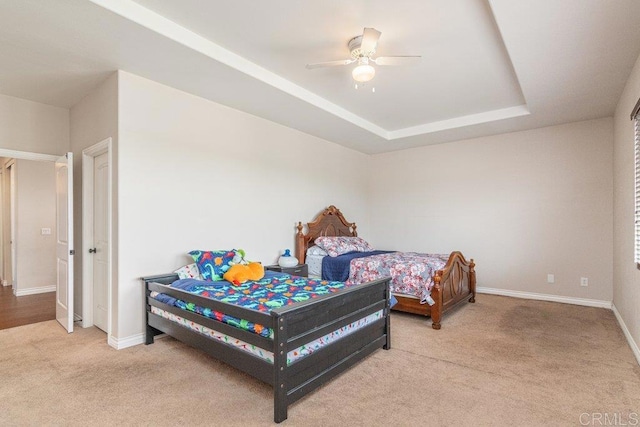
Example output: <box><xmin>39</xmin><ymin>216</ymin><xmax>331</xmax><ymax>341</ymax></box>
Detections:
<box><xmin>296</xmin><ymin>205</ymin><xmax>476</xmax><ymax>329</ymax></box>
<box><xmin>143</xmin><ymin>273</ymin><xmax>391</xmax><ymax>423</ymax></box>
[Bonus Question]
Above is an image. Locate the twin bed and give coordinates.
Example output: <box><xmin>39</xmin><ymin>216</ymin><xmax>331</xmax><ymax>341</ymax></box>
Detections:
<box><xmin>144</xmin><ymin>271</ymin><xmax>391</xmax><ymax>423</ymax></box>
<box><xmin>143</xmin><ymin>205</ymin><xmax>475</xmax><ymax>423</ymax></box>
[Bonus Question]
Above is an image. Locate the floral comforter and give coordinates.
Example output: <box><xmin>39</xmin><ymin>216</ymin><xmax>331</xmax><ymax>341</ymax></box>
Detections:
<box><xmin>346</xmin><ymin>252</ymin><xmax>450</xmax><ymax>304</ymax></box>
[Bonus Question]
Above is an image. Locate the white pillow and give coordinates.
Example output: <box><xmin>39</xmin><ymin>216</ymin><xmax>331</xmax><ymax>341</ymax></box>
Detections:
<box><xmin>306</xmin><ymin>245</ymin><xmax>328</xmax><ymax>256</ymax></box>
<box><xmin>174</xmin><ymin>263</ymin><xmax>203</xmax><ymax>280</ymax></box>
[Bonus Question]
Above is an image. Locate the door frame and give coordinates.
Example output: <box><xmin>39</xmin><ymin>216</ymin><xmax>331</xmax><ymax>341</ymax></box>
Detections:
<box><xmin>81</xmin><ymin>138</ymin><xmax>112</xmax><ymax>339</ymax></box>
<box><xmin>0</xmin><ymin>150</ymin><xmax>59</xmax><ymax>294</ymax></box>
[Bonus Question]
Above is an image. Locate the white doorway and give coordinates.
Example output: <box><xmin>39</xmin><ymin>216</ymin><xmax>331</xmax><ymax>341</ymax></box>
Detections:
<box><xmin>0</xmin><ymin>149</ymin><xmax>74</xmax><ymax>332</ymax></box>
<box><xmin>82</xmin><ymin>138</ymin><xmax>112</xmax><ymax>337</ymax></box>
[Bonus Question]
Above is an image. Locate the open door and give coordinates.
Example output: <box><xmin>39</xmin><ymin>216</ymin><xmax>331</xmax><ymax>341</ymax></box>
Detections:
<box><xmin>55</xmin><ymin>153</ymin><xmax>74</xmax><ymax>333</ymax></box>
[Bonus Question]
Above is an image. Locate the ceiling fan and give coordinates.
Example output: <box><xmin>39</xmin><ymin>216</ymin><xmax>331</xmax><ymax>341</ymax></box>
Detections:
<box><xmin>306</xmin><ymin>27</ymin><xmax>421</xmax><ymax>85</ymax></box>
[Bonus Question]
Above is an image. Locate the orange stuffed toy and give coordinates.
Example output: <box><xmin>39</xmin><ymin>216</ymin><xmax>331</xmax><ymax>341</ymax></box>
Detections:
<box><xmin>223</xmin><ymin>262</ymin><xmax>265</xmax><ymax>286</ymax></box>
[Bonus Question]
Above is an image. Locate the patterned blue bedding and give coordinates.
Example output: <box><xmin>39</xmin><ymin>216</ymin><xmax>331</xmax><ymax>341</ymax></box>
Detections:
<box><xmin>151</xmin><ymin>270</ymin><xmax>354</xmax><ymax>338</ymax></box>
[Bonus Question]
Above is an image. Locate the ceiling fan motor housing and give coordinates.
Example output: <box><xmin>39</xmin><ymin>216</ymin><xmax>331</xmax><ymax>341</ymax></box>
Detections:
<box><xmin>349</xmin><ymin>35</ymin><xmax>375</xmax><ymax>58</ymax></box>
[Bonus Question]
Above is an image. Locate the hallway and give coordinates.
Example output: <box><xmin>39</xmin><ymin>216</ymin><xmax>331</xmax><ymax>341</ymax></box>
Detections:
<box><xmin>0</xmin><ymin>285</ymin><xmax>55</xmax><ymax>330</ymax></box>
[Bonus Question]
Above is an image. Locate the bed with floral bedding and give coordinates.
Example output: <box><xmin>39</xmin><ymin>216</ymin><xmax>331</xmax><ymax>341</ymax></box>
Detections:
<box><xmin>143</xmin><ymin>268</ymin><xmax>391</xmax><ymax>423</ymax></box>
<box><xmin>295</xmin><ymin>206</ymin><xmax>476</xmax><ymax>330</ymax></box>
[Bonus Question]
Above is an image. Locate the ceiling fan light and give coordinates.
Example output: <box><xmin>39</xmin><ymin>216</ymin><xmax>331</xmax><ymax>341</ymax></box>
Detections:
<box><xmin>352</xmin><ymin>64</ymin><xmax>375</xmax><ymax>82</ymax></box>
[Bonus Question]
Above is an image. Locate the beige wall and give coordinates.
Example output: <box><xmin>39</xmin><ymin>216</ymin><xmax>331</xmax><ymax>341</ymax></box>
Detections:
<box><xmin>369</xmin><ymin>118</ymin><xmax>614</xmax><ymax>302</ymax></box>
<box><xmin>0</xmin><ymin>93</ymin><xmax>68</xmax><ymax>155</ymax></box>
<box><xmin>69</xmin><ymin>72</ymin><xmax>118</xmax><ymax>323</ymax></box>
<box><xmin>115</xmin><ymin>71</ymin><xmax>370</xmax><ymax>340</ymax></box>
<box><xmin>0</xmin><ymin>93</ymin><xmax>68</xmax><ymax>294</ymax></box>
<box><xmin>613</xmin><ymin>53</ymin><xmax>640</xmax><ymax>355</ymax></box>
<box><xmin>14</xmin><ymin>159</ymin><xmax>56</xmax><ymax>293</ymax></box>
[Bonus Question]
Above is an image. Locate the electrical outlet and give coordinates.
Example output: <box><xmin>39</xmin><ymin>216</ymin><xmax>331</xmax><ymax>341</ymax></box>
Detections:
<box><xmin>547</xmin><ymin>274</ymin><xmax>555</xmax><ymax>284</ymax></box>
<box><xmin>580</xmin><ymin>277</ymin><xmax>588</xmax><ymax>287</ymax></box>
<box><xmin>41</xmin><ymin>228</ymin><xmax>51</xmax><ymax>235</ymax></box>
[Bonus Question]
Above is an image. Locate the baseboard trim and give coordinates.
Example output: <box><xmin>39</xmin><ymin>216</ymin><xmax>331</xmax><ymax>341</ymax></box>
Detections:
<box><xmin>612</xmin><ymin>303</ymin><xmax>640</xmax><ymax>366</ymax></box>
<box><xmin>108</xmin><ymin>333</ymin><xmax>145</xmax><ymax>350</ymax></box>
<box><xmin>477</xmin><ymin>287</ymin><xmax>612</xmax><ymax>309</ymax></box>
<box><xmin>73</xmin><ymin>313</ymin><xmax>82</xmax><ymax>322</ymax></box>
<box><xmin>14</xmin><ymin>285</ymin><xmax>56</xmax><ymax>296</ymax></box>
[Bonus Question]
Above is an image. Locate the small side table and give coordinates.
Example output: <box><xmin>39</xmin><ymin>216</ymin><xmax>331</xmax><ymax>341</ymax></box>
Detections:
<box><xmin>265</xmin><ymin>264</ymin><xmax>308</xmax><ymax>277</ymax></box>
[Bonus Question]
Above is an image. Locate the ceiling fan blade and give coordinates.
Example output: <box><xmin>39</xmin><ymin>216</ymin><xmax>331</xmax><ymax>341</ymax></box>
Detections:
<box><xmin>360</xmin><ymin>27</ymin><xmax>381</xmax><ymax>55</ymax></box>
<box><xmin>305</xmin><ymin>59</ymin><xmax>355</xmax><ymax>69</ymax></box>
<box><xmin>374</xmin><ymin>56</ymin><xmax>422</xmax><ymax>66</ymax></box>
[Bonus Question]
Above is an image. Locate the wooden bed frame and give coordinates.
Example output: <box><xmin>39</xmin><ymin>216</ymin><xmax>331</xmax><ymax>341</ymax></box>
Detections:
<box><xmin>143</xmin><ymin>273</ymin><xmax>391</xmax><ymax>423</ymax></box>
<box><xmin>296</xmin><ymin>205</ymin><xmax>476</xmax><ymax>330</ymax></box>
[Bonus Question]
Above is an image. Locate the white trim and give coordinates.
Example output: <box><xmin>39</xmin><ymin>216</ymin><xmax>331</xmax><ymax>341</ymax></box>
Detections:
<box><xmin>14</xmin><ymin>285</ymin><xmax>56</xmax><ymax>296</ymax></box>
<box><xmin>477</xmin><ymin>287</ymin><xmax>612</xmax><ymax>309</ymax></box>
<box><xmin>612</xmin><ymin>304</ymin><xmax>640</xmax><ymax>366</ymax></box>
<box><xmin>74</xmin><ymin>313</ymin><xmax>82</xmax><ymax>322</ymax></box>
<box><xmin>108</xmin><ymin>333</ymin><xmax>145</xmax><ymax>350</ymax></box>
<box><xmin>81</xmin><ymin>138</ymin><xmax>113</xmax><ymax>347</ymax></box>
<box><xmin>388</xmin><ymin>105</ymin><xmax>531</xmax><ymax>139</ymax></box>
<box><xmin>0</xmin><ymin>148</ymin><xmax>58</xmax><ymax>163</ymax></box>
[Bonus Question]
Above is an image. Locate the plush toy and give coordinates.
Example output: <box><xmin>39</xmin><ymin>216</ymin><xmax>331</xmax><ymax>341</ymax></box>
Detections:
<box><xmin>229</xmin><ymin>249</ymin><xmax>249</xmax><ymax>266</ymax></box>
<box><xmin>223</xmin><ymin>262</ymin><xmax>265</xmax><ymax>286</ymax></box>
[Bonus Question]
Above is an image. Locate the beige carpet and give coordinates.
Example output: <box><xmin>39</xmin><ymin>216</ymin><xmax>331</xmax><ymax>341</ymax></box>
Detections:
<box><xmin>1</xmin><ymin>295</ymin><xmax>639</xmax><ymax>426</ymax></box>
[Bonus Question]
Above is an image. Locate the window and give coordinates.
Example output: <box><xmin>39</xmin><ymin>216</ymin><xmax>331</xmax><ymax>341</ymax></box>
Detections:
<box><xmin>632</xmin><ymin>97</ymin><xmax>640</xmax><ymax>267</ymax></box>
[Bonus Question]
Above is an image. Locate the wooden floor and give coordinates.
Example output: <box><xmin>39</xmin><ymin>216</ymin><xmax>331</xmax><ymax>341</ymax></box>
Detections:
<box><xmin>0</xmin><ymin>284</ymin><xmax>56</xmax><ymax>330</ymax></box>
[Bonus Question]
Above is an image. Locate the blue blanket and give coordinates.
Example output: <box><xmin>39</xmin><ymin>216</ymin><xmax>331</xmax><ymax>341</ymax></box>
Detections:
<box><xmin>322</xmin><ymin>250</ymin><xmax>394</xmax><ymax>281</ymax></box>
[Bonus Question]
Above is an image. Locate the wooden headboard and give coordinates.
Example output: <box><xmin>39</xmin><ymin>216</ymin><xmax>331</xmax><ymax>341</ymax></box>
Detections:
<box><xmin>295</xmin><ymin>205</ymin><xmax>358</xmax><ymax>263</ymax></box>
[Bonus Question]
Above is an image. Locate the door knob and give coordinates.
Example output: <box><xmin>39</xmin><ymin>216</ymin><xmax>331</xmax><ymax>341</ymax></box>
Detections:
<box><xmin>89</xmin><ymin>248</ymin><xmax>97</xmax><ymax>253</ymax></box>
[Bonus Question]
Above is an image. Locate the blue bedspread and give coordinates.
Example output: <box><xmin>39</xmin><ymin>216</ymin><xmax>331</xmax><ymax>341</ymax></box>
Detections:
<box><xmin>322</xmin><ymin>251</ymin><xmax>394</xmax><ymax>281</ymax></box>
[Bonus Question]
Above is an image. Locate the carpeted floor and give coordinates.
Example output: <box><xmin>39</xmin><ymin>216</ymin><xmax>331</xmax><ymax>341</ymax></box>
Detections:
<box><xmin>1</xmin><ymin>295</ymin><xmax>638</xmax><ymax>426</ymax></box>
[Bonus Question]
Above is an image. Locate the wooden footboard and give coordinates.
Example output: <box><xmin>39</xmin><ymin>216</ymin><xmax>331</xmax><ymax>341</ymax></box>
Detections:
<box><xmin>391</xmin><ymin>251</ymin><xmax>475</xmax><ymax>329</ymax></box>
<box><xmin>429</xmin><ymin>251</ymin><xmax>476</xmax><ymax>329</ymax></box>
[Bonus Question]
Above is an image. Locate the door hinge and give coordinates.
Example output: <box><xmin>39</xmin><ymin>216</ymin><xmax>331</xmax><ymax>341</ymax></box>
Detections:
<box><xmin>70</xmin><ymin>249</ymin><xmax>75</xmax><ymax>255</ymax></box>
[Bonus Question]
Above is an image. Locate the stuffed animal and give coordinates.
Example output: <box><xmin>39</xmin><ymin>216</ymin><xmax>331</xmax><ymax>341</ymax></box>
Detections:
<box><xmin>223</xmin><ymin>262</ymin><xmax>265</xmax><ymax>286</ymax></box>
<box><xmin>229</xmin><ymin>249</ymin><xmax>249</xmax><ymax>266</ymax></box>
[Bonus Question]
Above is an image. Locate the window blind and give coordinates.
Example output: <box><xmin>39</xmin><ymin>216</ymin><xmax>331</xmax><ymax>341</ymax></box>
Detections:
<box><xmin>634</xmin><ymin>105</ymin><xmax>640</xmax><ymax>266</ymax></box>
<box><xmin>632</xmin><ymin>97</ymin><xmax>640</xmax><ymax>266</ymax></box>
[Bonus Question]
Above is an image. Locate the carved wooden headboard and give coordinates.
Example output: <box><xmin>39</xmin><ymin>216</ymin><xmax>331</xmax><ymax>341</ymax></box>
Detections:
<box><xmin>295</xmin><ymin>205</ymin><xmax>358</xmax><ymax>263</ymax></box>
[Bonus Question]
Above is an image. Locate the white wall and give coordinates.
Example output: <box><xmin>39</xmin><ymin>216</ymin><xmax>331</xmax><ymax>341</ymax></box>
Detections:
<box><xmin>369</xmin><ymin>118</ymin><xmax>613</xmax><ymax>303</ymax></box>
<box><xmin>14</xmin><ymin>159</ymin><xmax>56</xmax><ymax>294</ymax></box>
<box><xmin>613</xmin><ymin>52</ymin><xmax>640</xmax><ymax>356</ymax></box>
<box><xmin>0</xmin><ymin>93</ymin><xmax>68</xmax><ymax>155</ymax></box>
<box><xmin>115</xmin><ymin>71</ymin><xmax>370</xmax><ymax>341</ymax></box>
<box><xmin>69</xmin><ymin>72</ymin><xmax>118</xmax><ymax>322</ymax></box>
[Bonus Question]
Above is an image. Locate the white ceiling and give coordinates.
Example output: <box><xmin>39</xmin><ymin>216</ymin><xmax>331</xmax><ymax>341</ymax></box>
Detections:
<box><xmin>1</xmin><ymin>0</ymin><xmax>639</xmax><ymax>154</ymax></box>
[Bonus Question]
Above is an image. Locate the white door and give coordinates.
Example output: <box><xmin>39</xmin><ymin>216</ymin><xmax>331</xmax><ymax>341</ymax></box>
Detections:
<box><xmin>0</xmin><ymin>169</ymin><xmax>3</xmax><ymax>281</ymax></box>
<box><xmin>1</xmin><ymin>166</ymin><xmax>8</xmax><ymax>287</ymax></box>
<box><xmin>92</xmin><ymin>152</ymin><xmax>108</xmax><ymax>332</ymax></box>
<box><xmin>9</xmin><ymin>163</ymin><xmax>16</xmax><ymax>289</ymax></box>
<box><xmin>55</xmin><ymin>153</ymin><xmax>74</xmax><ymax>333</ymax></box>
